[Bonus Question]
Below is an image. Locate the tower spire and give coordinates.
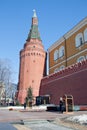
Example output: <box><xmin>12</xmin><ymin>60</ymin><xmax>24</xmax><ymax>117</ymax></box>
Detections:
<box><xmin>26</xmin><ymin>10</ymin><xmax>41</xmax><ymax>41</ymax></box>
<box><xmin>33</xmin><ymin>9</ymin><xmax>37</xmax><ymax>18</ymax></box>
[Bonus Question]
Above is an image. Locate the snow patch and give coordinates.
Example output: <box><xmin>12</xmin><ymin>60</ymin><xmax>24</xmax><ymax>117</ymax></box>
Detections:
<box><xmin>66</xmin><ymin>114</ymin><xmax>87</xmax><ymax>125</ymax></box>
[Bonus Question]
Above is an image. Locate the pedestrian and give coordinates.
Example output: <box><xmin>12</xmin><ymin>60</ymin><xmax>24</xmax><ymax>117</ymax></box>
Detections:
<box><xmin>24</xmin><ymin>102</ymin><xmax>26</xmax><ymax>110</ymax></box>
<box><xmin>59</xmin><ymin>97</ymin><xmax>63</xmax><ymax>113</ymax></box>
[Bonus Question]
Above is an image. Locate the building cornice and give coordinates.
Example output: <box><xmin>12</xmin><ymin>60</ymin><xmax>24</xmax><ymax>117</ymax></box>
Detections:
<box><xmin>48</xmin><ymin>37</ymin><xmax>64</xmax><ymax>52</ymax></box>
<box><xmin>48</xmin><ymin>17</ymin><xmax>87</xmax><ymax>52</ymax></box>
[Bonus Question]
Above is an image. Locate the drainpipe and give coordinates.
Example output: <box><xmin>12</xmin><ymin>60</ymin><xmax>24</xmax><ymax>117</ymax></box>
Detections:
<box><xmin>63</xmin><ymin>36</ymin><xmax>67</xmax><ymax>67</ymax></box>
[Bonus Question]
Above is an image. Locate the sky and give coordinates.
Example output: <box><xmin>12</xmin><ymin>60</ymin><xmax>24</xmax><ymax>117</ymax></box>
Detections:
<box><xmin>0</xmin><ymin>0</ymin><xmax>87</xmax><ymax>84</ymax></box>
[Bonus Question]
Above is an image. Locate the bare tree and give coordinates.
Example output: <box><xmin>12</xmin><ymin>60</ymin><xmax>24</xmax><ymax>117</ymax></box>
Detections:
<box><xmin>0</xmin><ymin>59</ymin><xmax>15</xmax><ymax>104</ymax></box>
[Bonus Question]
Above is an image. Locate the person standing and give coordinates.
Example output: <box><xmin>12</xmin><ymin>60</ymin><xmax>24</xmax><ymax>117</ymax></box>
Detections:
<box><xmin>59</xmin><ymin>97</ymin><xmax>63</xmax><ymax>113</ymax></box>
<box><xmin>24</xmin><ymin>102</ymin><xmax>26</xmax><ymax>110</ymax></box>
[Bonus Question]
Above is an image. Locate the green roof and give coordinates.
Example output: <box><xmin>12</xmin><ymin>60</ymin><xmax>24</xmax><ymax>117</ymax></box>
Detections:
<box><xmin>26</xmin><ymin>10</ymin><xmax>41</xmax><ymax>41</ymax></box>
<box><xmin>27</xmin><ymin>24</ymin><xmax>41</xmax><ymax>41</ymax></box>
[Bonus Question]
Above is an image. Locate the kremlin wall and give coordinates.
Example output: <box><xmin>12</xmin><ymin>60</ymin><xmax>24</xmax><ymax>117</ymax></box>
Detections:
<box><xmin>39</xmin><ymin>60</ymin><xmax>87</xmax><ymax>105</ymax></box>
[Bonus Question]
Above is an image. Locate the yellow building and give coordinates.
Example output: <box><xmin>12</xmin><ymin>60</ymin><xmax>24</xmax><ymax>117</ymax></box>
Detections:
<box><xmin>48</xmin><ymin>17</ymin><xmax>87</xmax><ymax>74</ymax></box>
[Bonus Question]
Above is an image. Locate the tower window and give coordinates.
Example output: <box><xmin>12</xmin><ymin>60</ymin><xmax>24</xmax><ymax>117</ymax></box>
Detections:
<box><xmin>32</xmin><ymin>80</ymin><xmax>34</xmax><ymax>83</ymax></box>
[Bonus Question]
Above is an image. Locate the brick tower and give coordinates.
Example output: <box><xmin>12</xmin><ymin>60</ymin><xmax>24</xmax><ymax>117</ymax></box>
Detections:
<box><xmin>17</xmin><ymin>10</ymin><xmax>46</xmax><ymax>104</ymax></box>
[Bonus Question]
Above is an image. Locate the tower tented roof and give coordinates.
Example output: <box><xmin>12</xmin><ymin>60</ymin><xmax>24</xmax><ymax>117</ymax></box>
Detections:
<box><xmin>26</xmin><ymin>10</ymin><xmax>41</xmax><ymax>41</ymax></box>
<box><xmin>27</xmin><ymin>24</ymin><xmax>41</xmax><ymax>40</ymax></box>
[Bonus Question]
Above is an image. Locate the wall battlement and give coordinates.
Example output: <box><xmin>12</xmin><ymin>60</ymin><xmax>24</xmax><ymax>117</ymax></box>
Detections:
<box><xmin>40</xmin><ymin>60</ymin><xmax>87</xmax><ymax>105</ymax></box>
<box><xmin>42</xmin><ymin>59</ymin><xmax>87</xmax><ymax>84</ymax></box>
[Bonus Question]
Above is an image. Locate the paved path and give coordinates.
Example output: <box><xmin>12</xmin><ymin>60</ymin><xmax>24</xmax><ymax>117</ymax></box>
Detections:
<box><xmin>0</xmin><ymin>123</ymin><xmax>17</xmax><ymax>130</ymax></box>
<box><xmin>0</xmin><ymin>109</ymin><xmax>60</xmax><ymax>122</ymax></box>
<box><xmin>0</xmin><ymin>107</ymin><xmax>87</xmax><ymax>130</ymax></box>
<box><xmin>22</xmin><ymin>120</ymin><xmax>74</xmax><ymax>130</ymax></box>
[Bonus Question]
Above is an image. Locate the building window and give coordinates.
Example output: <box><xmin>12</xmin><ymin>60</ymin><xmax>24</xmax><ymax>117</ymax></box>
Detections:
<box><xmin>59</xmin><ymin>46</ymin><xmax>64</xmax><ymax>58</ymax></box>
<box><xmin>86</xmin><ymin>55</ymin><xmax>87</xmax><ymax>60</ymax></box>
<box><xmin>80</xmin><ymin>37</ymin><xmax>83</xmax><ymax>45</ymax></box>
<box><xmin>84</xmin><ymin>28</ymin><xmax>87</xmax><ymax>42</ymax></box>
<box><xmin>54</xmin><ymin>68</ymin><xmax>59</xmax><ymax>73</ymax></box>
<box><xmin>54</xmin><ymin>50</ymin><xmax>59</xmax><ymax>61</ymax></box>
<box><xmin>60</xmin><ymin>65</ymin><xmax>65</xmax><ymax>71</ymax></box>
<box><xmin>77</xmin><ymin>56</ymin><xmax>85</xmax><ymax>63</ymax></box>
<box><xmin>75</xmin><ymin>33</ymin><xmax>83</xmax><ymax>47</ymax></box>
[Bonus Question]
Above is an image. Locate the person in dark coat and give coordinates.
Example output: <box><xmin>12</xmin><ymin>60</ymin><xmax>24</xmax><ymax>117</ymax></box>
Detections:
<box><xmin>59</xmin><ymin>97</ymin><xmax>63</xmax><ymax>113</ymax></box>
<box><xmin>24</xmin><ymin>102</ymin><xmax>26</xmax><ymax>109</ymax></box>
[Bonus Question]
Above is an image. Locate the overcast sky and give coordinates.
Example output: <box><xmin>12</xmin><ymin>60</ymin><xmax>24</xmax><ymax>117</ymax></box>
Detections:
<box><xmin>0</xmin><ymin>0</ymin><xmax>87</xmax><ymax>83</ymax></box>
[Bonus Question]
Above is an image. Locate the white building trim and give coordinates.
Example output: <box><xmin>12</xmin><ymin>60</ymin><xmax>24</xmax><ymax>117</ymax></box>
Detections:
<box><xmin>48</xmin><ymin>17</ymin><xmax>87</xmax><ymax>52</ymax></box>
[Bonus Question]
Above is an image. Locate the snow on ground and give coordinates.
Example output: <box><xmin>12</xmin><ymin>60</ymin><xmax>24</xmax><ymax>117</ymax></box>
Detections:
<box><xmin>66</xmin><ymin>114</ymin><xmax>87</xmax><ymax>125</ymax></box>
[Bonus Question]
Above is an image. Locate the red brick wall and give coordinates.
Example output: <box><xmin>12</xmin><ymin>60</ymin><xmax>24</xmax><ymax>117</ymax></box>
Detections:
<box><xmin>39</xmin><ymin>60</ymin><xmax>87</xmax><ymax>105</ymax></box>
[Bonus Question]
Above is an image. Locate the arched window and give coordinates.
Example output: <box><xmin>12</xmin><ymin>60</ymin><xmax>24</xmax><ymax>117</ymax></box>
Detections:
<box><xmin>54</xmin><ymin>68</ymin><xmax>59</xmax><ymax>73</ymax></box>
<box><xmin>77</xmin><ymin>56</ymin><xmax>85</xmax><ymax>63</ymax></box>
<box><xmin>75</xmin><ymin>33</ymin><xmax>83</xmax><ymax>47</ymax></box>
<box><xmin>60</xmin><ymin>65</ymin><xmax>65</xmax><ymax>71</ymax></box>
<box><xmin>84</xmin><ymin>28</ymin><xmax>87</xmax><ymax>42</ymax></box>
<box><xmin>54</xmin><ymin>50</ymin><xmax>58</xmax><ymax>61</ymax></box>
<box><xmin>86</xmin><ymin>55</ymin><xmax>87</xmax><ymax>60</ymax></box>
<box><xmin>59</xmin><ymin>46</ymin><xmax>64</xmax><ymax>58</ymax></box>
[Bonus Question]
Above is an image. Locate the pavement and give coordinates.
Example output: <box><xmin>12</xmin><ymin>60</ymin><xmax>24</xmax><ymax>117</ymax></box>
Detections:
<box><xmin>0</xmin><ymin>123</ymin><xmax>17</xmax><ymax>130</ymax></box>
<box><xmin>0</xmin><ymin>106</ymin><xmax>87</xmax><ymax>130</ymax></box>
<box><xmin>19</xmin><ymin>120</ymin><xmax>74</xmax><ymax>130</ymax></box>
